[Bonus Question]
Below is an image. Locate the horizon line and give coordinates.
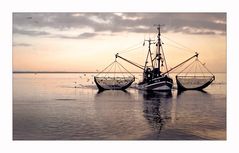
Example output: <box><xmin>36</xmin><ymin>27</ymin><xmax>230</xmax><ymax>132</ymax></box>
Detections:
<box><xmin>13</xmin><ymin>70</ymin><xmax>226</xmax><ymax>73</ymax></box>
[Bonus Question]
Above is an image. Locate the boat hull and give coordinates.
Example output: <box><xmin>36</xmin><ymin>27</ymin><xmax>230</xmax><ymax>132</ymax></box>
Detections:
<box><xmin>138</xmin><ymin>75</ymin><xmax>173</xmax><ymax>91</ymax></box>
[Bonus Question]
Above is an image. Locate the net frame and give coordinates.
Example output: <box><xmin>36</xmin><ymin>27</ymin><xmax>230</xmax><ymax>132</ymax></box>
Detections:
<box><xmin>94</xmin><ymin>60</ymin><xmax>135</xmax><ymax>90</ymax></box>
<box><xmin>176</xmin><ymin>57</ymin><xmax>215</xmax><ymax>90</ymax></box>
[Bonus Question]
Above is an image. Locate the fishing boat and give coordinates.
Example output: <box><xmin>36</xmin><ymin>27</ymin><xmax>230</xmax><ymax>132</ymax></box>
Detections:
<box><xmin>95</xmin><ymin>25</ymin><xmax>215</xmax><ymax>91</ymax></box>
<box><xmin>115</xmin><ymin>25</ymin><xmax>173</xmax><ymax>91</ymax></box>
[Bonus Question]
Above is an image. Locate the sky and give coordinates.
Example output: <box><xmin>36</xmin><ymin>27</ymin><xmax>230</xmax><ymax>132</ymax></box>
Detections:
<box><xmin>12</xmin><ymin>13</ymin><xmax>226</xmax><ymax>72</ymax></box>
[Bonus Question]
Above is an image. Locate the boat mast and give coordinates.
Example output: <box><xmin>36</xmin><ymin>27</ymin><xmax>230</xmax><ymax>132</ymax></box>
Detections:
<box><xmin>156</xmin><ymin>24</ymin><xmax>163</xmax><ymax>75</ymax></box>
<box><xmin>144</xmin><ymin>39</ymin><xmax>155</xmax><ymax>70</ymax></box>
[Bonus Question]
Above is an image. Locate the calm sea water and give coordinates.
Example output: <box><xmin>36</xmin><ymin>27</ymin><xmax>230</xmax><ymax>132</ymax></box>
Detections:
<box><xmin>13</xmin><ymin>73</ymin><xmax>226</xmax><ymax>140</ymax></box>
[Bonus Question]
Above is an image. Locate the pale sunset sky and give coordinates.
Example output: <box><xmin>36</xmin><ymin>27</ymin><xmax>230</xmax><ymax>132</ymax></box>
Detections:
<box><xmin>13</xmin><ymin>13</ymin><xmax>226</xmax><ymax>72</ymax></box>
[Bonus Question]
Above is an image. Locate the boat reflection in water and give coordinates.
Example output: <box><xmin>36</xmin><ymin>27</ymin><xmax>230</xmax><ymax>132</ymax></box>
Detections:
<box><xmin>141</xmin><ymin>91</ymin><xmax>173</xmax><ymax>136</ymax></box>
<box><xmin>94</xmin><ymin>89</ymin><xmax>175</xmax><ymax>139</ymax></box>
<box><xmin>93</xmin><ymin>90</ymin><xmax>152</xmax><ymax>140</ymax></box>
<box><xmin>93</xmin><ymin>89</ymin><xmax>224</xmax><ymax>140</ymax></box>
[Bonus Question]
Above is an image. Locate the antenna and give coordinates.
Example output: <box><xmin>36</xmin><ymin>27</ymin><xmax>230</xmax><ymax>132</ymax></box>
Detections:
<box><xmin>154</xmin><ymin>24</ymin><xmax>165</xmax><ymax>36</ymax></box>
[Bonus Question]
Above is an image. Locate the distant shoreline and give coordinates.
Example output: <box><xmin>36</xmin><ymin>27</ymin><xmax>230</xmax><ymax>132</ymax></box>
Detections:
<box><xmin>12</xmin><ymin>71</ymin><xmax>142</xmax><ymax>74</ymax></box>
<box><xmin>13</xmin><ymin>71</ymin><xmax>225</xmax><ymax>74</ymax></box>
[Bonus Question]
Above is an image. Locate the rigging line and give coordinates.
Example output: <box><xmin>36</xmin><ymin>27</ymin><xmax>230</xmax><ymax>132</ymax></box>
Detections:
<box><xmin>198</xmin><ymin>59</ymin><xmax>214</xmax><ymax>76</ymax></box>
<box><xmin>177</xmin><ymin>59</ymin><xmax>196</xmax><ymax>76</ymax></box>
<box><xmin>144</xmin><ymin>46</ymin><xmax>151</xmax><ymax>69</ymax></box>
<box><xmin>125</xmin><ymin>58</ymin><xmax>145</xmax><ymax>68</ymax></box>
<box><xmin>197</xmin><ymin>61</ymin><xmax>205</xmax><ymax>77</ymax></box>
<box><xmin>116</xmin><ymin>54</ymin><xmax>144</xmax><ymax>70</ymax></box>
<box><xmin>117</xmin><ymin>41</ymin><xmax>144</xmax><ymax>54</ymax></box>
<box><xmin>161</xmin><ymin>35</ymin><xmax>195</xmax><ymax>53</ymax></box>
<box><xmin>162</xmin><ymin>35</ymin><xmax>194</xmax><ymax>51</ymax></box>
<box><xmin>117</xmin><ymin>61</ymin><xmax>135</xmax><ymax>77</ymax></box>
<box><xmin>160</xmin><ymin>45</ymin><xmax>169</xmax><ymax>72</ymax></box>
<box><xmin>116</xmin><ymin>62</ymin><xmax>125</xmax><ymax>78</ymax></box>
<box><xmin>104</xmin><ymin>61</ymin><xmax>115</xmax><ymax>78</ymax></box>
<box><xmin>185</xmin><ymin>62</ymin><xmax>195</xmax><ymax>77</ymax></box>
<box><xmin>96</xmin><ymin>61</ymin><xmax>115</xmax><ymax>76</ymax></box>
<box><xmin>114</xmin><ymin>61</ymin><xmax>116</xmax><ymax>79</ymax></box>
<box><xmin>118</xmin><ymin>46</ymin><xmax>144</xmax><ymax>55</ymax></box>
<box><xmin>164</xmin><ymin>43</ymin><xmax>192</xmax><ymax>53</ymax></box>
<box><xmin>111</xmin><ymin>62</ymin><xmax>116</xmax><ymax>89</ymax></box>
<box><xmin>194</xmin><ymin>60</ymin><xmax>198</xmax><ymax>77</ymax></box>
<box><xmin>122</xmin><ymin>49</ymin><xmax>145</xmax><ymax>57</ymax></box>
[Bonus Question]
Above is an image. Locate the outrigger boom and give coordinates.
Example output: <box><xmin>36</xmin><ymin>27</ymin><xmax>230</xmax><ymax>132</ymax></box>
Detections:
<box><xmin>162</xmin><ymin>52</ymin><xmax>199</xmax><ymax>75</ymax></box>
<box><xmin>115</xmin><ymin>53</ymin><xmax>144</xmax><ymax>70</ymax></box>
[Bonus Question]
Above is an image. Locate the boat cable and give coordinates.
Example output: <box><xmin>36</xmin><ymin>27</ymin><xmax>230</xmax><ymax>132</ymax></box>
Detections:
<box><xmin>163</xmin><ymin>42</ymin><xmax>193</xmax><ymax>53</ymax></box>
<box><xmin>116</xmin><ymin>60</ymin><xmax>135</xmax><ymax>77</ymax></box>
<box><xmin>118</xmin><ymin>46</ymin><xmax>143</xmax><ymax>55</ymax></box>
<box><xmin>160</xmin><ymin>45</ymin><xmax>169</xmax><ymax>73</ymax></box>
<box><xmin>96</xmin><ymin>60</ymin><xmax>134</xmax><ymax>78</ymax></box>
<box><xmin>96</xmin><ymin>61</ymin><xmax>115</xmax><ymax>76</ymax></box>
<box><xmin>161</xmin><ymin>35</ymin><xmax>195</xmax><ymax>53</ymax></box>
<box><xmin>198</xmin><ymin>61</ymin><xmax>205</xmax><ymax>77</ymax></box>
<box><xmin>114</xmin><ymin>61</ymin><xmax>116</xmax><ymax>80</ymax></box>
<box><xmin>117</xmin><ymin>41</ymin><xmax>144</xmax><ymax>54</ymax></box>
<box><xmin>104</xmin><ymin>62</ymin><xmax>115</xmax><ymax>78</ymax></box>
<box><xmin>197</xmin><ymin>59</ymin><xmax>214</xmax><ymax>76</ymax></box>
<box><xmin>116</xmin><ymin>62</ymin><xmax>125</xmax><ymax>78</ymax></box>
<box><xmin>116</xmin><ymin>53</ymin><xmax>145</xmax><ymax>68</ymax></box>
<box><xmin>177</xmin><ymin>57</ymin><xmax>214</xmax><ymax>77</ymax></box>
<box><xmin>177</xmin><ymin>58</ymin><xmax>196</xmax><ymax>75</ymax></box>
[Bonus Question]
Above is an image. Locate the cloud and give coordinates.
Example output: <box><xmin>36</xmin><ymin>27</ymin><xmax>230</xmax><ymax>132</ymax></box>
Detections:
<box><xmin>13</xmin><ymin>13</ymin><xmax>226</xmax><ymax>37</ymax></box>
<box><xmin>13</xmin><ymin>43</ymin><xmax>32</xmax><ymax>47</ymax></box>
<box><xmin>180</xmin><ymin>26</ymin><xmax>226</xmax><ymax>35</ymax></box>
<box><xmin>13</xmin><ymin>27</ymin><xmax>50</xmax><ymax>36</ymax></box>
<box><xmin>55</xmin><ymin>32</ymin><xmax>97</xmax><ymax>39</ymax></box>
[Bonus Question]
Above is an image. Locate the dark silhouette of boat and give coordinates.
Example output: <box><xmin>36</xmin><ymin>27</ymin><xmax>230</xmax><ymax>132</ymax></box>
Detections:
<box><xmin>94</xmin><ymin>25</ymin><xmax>215</xmax><ymax>91</ymax></box>
<box><xmin>116</xmin><ymin>25</ymin><xmax>173</xmax><ymax>91</ymax></box>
